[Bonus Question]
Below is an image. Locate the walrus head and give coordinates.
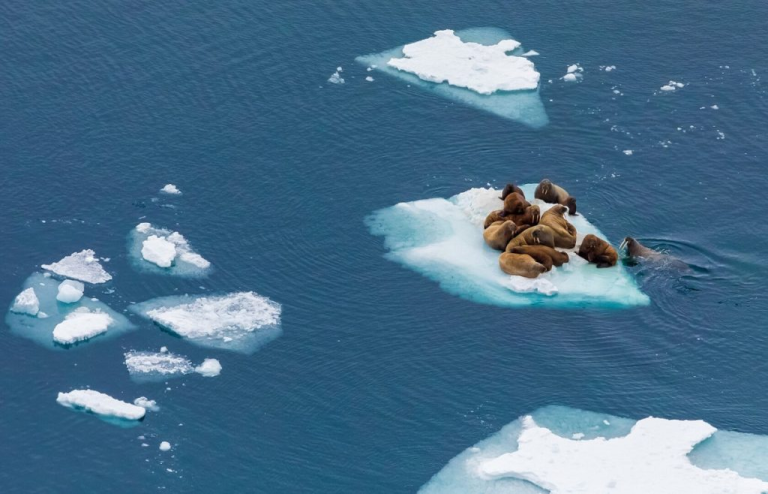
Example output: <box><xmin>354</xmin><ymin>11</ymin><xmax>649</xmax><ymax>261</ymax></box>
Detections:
<box><xmin>539</xmin><ymin>179</ymin><xmax>552</xmax><ymax>196</ymax></box>
<box><xmin>619</xmin><ymin>236</ymin><xmax>635</xmax><ymax>252</ymax></box>
<box><xmin>503</xmin><ymin>192</ymin><xmax>530</xmax><ymax>215</ymax></box>
<box><xmin>499</xmin><ymin>183</ymin><xmax>523</xmax><ymax>201</ymax></box>
<box><xmin>564</xmin><ymin>196</ymin><xmax>577</xmax><ymax>215</ymax></box>
<box><xmin>528</xmin><ymin>205</ymin><xmax>541</xmax><ymax>224</ymax></box>
<box><xmin>532</xmin><ymin>227</ymin><xmax>554</xmax><ymax>246</ymax></box>
<box><xmin>501</xmin><ymin>220</ymin><xmax>517</xmax><ymax>235</ymax></box>
<box><xmin>550</xmin><ymin>204</ymin><xmax>568</xmax><ymax>217</ymax></box>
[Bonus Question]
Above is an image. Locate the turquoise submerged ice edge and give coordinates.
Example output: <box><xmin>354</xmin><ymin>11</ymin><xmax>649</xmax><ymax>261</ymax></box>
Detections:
<box><xmin>418</xmin><ymin>406</ymin><xmax>768</xmax><ymax>494</ymax></box>
<box><xmin>355</xmin><ymin>27</ymin><xmax>549</xmax><ymax>128</ymax></box>
<box><xmin>366</xmin><ymin>184</ymin><xmax>649</xmax><ymax>309</ymax></box>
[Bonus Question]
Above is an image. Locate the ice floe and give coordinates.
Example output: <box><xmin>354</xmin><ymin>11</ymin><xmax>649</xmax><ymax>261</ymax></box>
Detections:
<box><xmin>521</xmin><ymin>50</ymin><xmax>539</xmax><ymax>57</ymax></box>
<box><xmin>11</xmin><ymin>287</ymin><xmax>40</xmax><ymax>316</ymax></box>
<box><xmin>159</xmin><ymin>441</ymin><xmax>172</xmax><ymax>451</ymax></box>
<box><xmin>130</xmin><ymin>292</ymin><xmax>282</xmax><ymax>353</ymax></box>
<box><xmin>356</xmin><ymin>27</ymin><xmax>548</xmax><ymax>128</ymax></box>
<box><xmin>366</xmin><ymin>184</ymin><xmax>649</xmax><ymax>308</ymax></box>
<box><xmin>56</xmin><ymin>280</ymin><xmax>84</xmax><ymax>304</ymax></box>
<box><xmin>563</xmin><ymin>63</ymin><xmax>584</xmax><ymax>82</ymax></box>
<box><xmin>161</xmin><ymin>184</ymin><xmax>181</xmax><ymax>195</ymax></box>
<box><xmin>134</xmin><ymin>397</ymin><xmax>159</xmax><ymax>412</ymax></box>
<box><xmin>195</xmin><ymin>358</ymin><xmax>222</xmax><ymax>377</ymax></box>
<box><xmin>52</xmin><ymin>307</ymin><xmax>113</xmax><ymax>345</ymax></box>
<box><xmin>6</xmin><ymin>273</ymin><xmax>134</xmax><ymax>349</ymax></box>
<box><xmin>41</xmin><ymin>249</ymin><xmax>112</xmax><ymax>284</ymax></box>
<box><xmin>660</xmin><ymin>80</ymin><xmax>685</xmax><ymax>91</ymax></box>
<box><xmin>129</xmin><ymin>223</ymin><xmax>212</xmax><ymax>277</ymax></box>
<box><xmin>57</xmin><ymin>389</ymin><xmax>145</xmax><ymax>421</ymax></box>
<box><xmin>419</xmin><ymin>406</ymin><xmax>768</xmax><ymax>494</ymax></box>
<box><xmin>328</xmin><ymin>66</ymin><xmax>344</xmax><ymax>84</ymax></box>
<box><xmin>387</xmin><ymin>29</ymin><xmax>539</xmax><ymax>94</ymax></box>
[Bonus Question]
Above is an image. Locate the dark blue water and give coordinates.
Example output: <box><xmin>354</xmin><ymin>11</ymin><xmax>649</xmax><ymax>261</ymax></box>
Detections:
<box><xmin>1</xmin><ymin>0</ymin><xmax>767</xmax><ymax>492</ymax></box>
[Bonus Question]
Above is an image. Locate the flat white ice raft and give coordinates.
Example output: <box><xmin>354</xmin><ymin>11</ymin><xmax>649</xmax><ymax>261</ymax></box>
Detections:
<box><xmin>124</xmin><ymin>350</ymin><xmax>222</xmax><ymax>380</ymax></box>
<box><xmin>366</xmin><ymin>184</ymin><xmax>649</xmax><ymax>308</ymax></box>
<box><xmin>129</xmin><ymin>223</ymin><xmax>211</xmax><ymax>277</ymax></box>
<box><xmin>42</xmin><ymin>249</ymin><xmax>112</xmax><ymax>284</ymax></box>
<box><xmin>130</xmin><ymin>292</ymin><xmax>282</xmax><ymax>353</ymax></box>
<box><xmin>356</xmin><ymin>28</ymin><xmax>548</xmax><ymax>128</ymax></box>
<box><xmin>52</xmin><ymin>307</ymin><xmax>113</xmax><ymax>345</ymax></box>
<box><xmin>57</xmin><ymin>390</ymin><xmax>145</xmax><ymax>421</ymax></box>
<box><xmin>419</xmin><ymin>406</ymin><xmax>768</xmax><ymax>494</ymax></box>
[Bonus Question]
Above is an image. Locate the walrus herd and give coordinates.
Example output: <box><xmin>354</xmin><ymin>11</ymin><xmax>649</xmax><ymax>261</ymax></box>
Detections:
<box><xmin>484</xmin><ymin>179</ymin><xmax>619</xmax><ymax>279</ymax></box>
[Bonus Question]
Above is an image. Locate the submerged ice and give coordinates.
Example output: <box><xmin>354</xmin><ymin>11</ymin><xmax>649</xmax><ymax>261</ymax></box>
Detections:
<box><xmin>41</xmin><ymin>249</ymin><xmax>112</xmax><ymax>284</ymax></box>
<box><xmin>130</xmin><ymin>292</ymin><xmax>282</xmax><ymax>353</ymax></box>
<box><xmin>356</xmin><ymin>28</ymin><xmax>548</xmax><ymax>128</ymax></box>
<box><xmin>366</xmin><ymin>184</ymin><xmax>648</xmax><ymax>308</ymax></box>
<box><xmin>419</xmin><ymin>406</ymin><xmax>768</xmax><ymax>494</ymax></box>
<box><xmin>129</xmin><ymin>223</ymin><xmax>211</xmax><ymax>277</ymax></box>
<box><xmin>6</xmin><ymin>273</ymin><xmax>134</xmax><ymax>349</ymax></box>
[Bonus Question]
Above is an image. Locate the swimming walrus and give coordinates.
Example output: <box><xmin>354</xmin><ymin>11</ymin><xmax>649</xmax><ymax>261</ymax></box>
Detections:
<box><xmin>620</xmin><ymin>237</ymin><xmax>688</xmax><ymax>268</ymax></box>
<box><xmin>498</xmin><ymin>252</ymin><xmax>547</xmax><ymax>278</ymax></box>
<box><xmin>483</xmin><ymin>220</ymin><xmax>517</xmax><ymax>251</ymax></box>
<box><xmin>578</xmin><ymin>234</ymin><xmax>618</xmax><ymax>268</ymax></box>
<box><xmin>506</xmin><ymin>225</ymin><xmax>556</xmax><ymax>250</ymax></box>
<box><xmin>499</xmin><ymin>183</ymin><xmax>525</xmax><ymax>200</ymax></box>
<box><xmin>539</xmin><ymin>204</ymin><xmax>577</xmax><ymax>249</ymax></box>
<box><xmin>534</xmin><ymin>179</ymin><xmax>577</xmax><ymax>215</ymax></box>
<box><xmin>507</xmin><ymin>245</ymin><xmax>570</xmax><ymax>271</ymax></box>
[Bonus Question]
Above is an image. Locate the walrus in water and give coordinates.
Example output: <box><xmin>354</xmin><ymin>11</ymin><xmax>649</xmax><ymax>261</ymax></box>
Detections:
<box><xmin>483</xmin><ymin>220</ymin><xmax>517</xmax><ymax>251</ymax></box>
<box><xmin>620</xmin><ymin>237</ymin><xmax>688</xmax><ymax>268</ymax></box>
<box><xmin>534</xmin><ymin>179</ymin><xmax>577</xmax><ymax>215</ymax></box>
<box><xmin>539</xmin><ymin>205</ymin><xmax>577</xmax><ymax>249</ymax></box>
<box><xmin>506</xmin><ymin>225</ymin><xmax>556</xmax><ymax>250</ymax></box>
<box><xmin>499</xmin><ymin>183</ymin><xmax>525</xmax><ymax>200</ymax></box>
<box><xmin>498</xmin><ymin>253</ymin><xmax>547</xmax><ymax>278</ymax></box>
<box><xmin>578</xmin><ymin>234</ymin><xmax>618</xmax><ymax>268</ymax></box>
<box><xmin>507</xmin><ymin>245</ymin><xmax>570</xmax><ymax>271</ymax></box>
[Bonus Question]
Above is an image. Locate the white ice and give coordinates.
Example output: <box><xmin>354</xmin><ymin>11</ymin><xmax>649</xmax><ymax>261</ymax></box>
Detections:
<box><xmin>195</xmin><ymin>358</ymin><xmax>222</xmax><ymax>377</ymax></box>
<box><xmin>11</xmin><ymin>287</ymin><xmax>40</xmax><ymax>316</ymax></box>
<box><xmin>130</xmin><ymin>292</ymin><xmax>282</xmax><ymax>353</ymax></box>
<box><xmin>134</xmin><ymin>397</ymin><xmax>159</xmax><ymax>412</ymax></box>
<box><xmin>419</xmin><ymin>406</ymin><xmax>768</xmax><ymax>494</ymax></box>
<box><xmin>6</xmin><ymin>273</ymin><xmax>134</xmax><ymax>350</ymax></box>
<box><xmin>142</xmin><ymin>235</ymin><xmax>177</xmax><ymax>268</ymax></box>
<box><xmin>522</xmin><ymin>50</ymin><xmax>539</xmax><ymax>57</ymax></box>
<box><xmin>159</xmin><ymin>441</ymin><xmax>172</xmax><ymax>451</ymax></box>
<box><xmin>328</xmin><ymin>67</ymin><xmax>345</xmax><ymax>84</ymax></box>
<box><xmin>42</xmin><ymin>249</ymin><xmax>112</xmax><ymax>284</ymax></box>
<box><xmin>129</xmin><ymin>223</ymin><xmax>211</xmax><ymax>277</ymax></box>
<box><xmin>563</xmin><ymin>64</ymin><xmax>584</xmax><ymax>82</ymax></box>
<box><xmin>124</xmin><ymin>350</ymin><xmax>195</xmax><ymax>380</ymax></box>
<box><xmin>387</xmin><ymin>29</ymin><xmax>539</xmax><ymax>95</ymax></box>
<box><xmin>356</xmin><ymin>28</ymin><xmax>549</xmax><ymax>128</ymax></box>
<box><xmin>161</xmin><ymin>184</ymin><xmax>181</xmax><ymax>195</ymax></box>
<box><xmin>57</xmin><ymin>389</ymin><xmax>146</xmax><ymax>421</ymax></box>
<box><xmin>366</xmin><ymin>184</ymin><xmax>649</xmax><ymax>308</ymax></box>
<box><xmin>623</xmin><ymin>149</ymin><xmax>634</xmax><ymax>156</ymax></box>
<box><xmin>56</xmin><ymin>280</ymin><xmax>84</xmax><ymax>304</ymax></box>
<box><xmin>52</xmin><ymin>307</ymin><xmax>113</xmax><ymax>345</ymax></box>
<box><xmin>661</xmin><ymin>80</ymin><xmax>685</xmax><ymax>91</ymax></box>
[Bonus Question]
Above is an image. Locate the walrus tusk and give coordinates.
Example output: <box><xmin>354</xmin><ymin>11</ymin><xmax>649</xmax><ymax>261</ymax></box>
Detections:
<box><xmin>619</xmin><ymin>239</ymin><xmax>628</xmax><ymax>252</ymax></box>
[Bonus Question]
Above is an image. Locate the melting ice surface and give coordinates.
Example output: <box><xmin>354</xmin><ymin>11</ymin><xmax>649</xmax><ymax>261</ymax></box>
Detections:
<box><xmin>419</xmin><ymin>406</ymin><xmax>768</xmax><ymax>494</ymax></box>
<box><xmin>124</xmin><ymin>350</ymin><xmax>222</xmax><ymax>381</ymax></box>
<box><xmin>130</xmin><ymin>292</ymin><xmax>282</xmax><ymax>354</ymax></box>
<box><xmin>366</xmin><ymin>184</ymin><xmax>649</xmax><ymax>309</ymax></box>
<box><xmin>57</xmin><ymin>389</ymin><xmax>145</xmax><ymax>424</ymax></box>
<box><xmin>128</xmin><ymin>223</ymin><xmax>212</xmax><ymax>277</ymax></box>
<box><xmin>356</xmin><ymin>28</ymin><xmax>549</xmax><ymax>128</ymax></box>
<box><xmin>41</xmin><ymin>249</ymin><xmax>112</xmax><ymax>284</ymax></box>
<box><xmin>5</xmin><ymin>273</ymin><xmax>135</xmax><ymax>349</ymax></box>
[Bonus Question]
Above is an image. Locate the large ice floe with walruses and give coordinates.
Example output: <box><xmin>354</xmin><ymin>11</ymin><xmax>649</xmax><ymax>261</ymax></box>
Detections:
<box><xmin>367</xmin><ymin>181</ymin><xmax>648</xmax><ymax>308</ymax></box>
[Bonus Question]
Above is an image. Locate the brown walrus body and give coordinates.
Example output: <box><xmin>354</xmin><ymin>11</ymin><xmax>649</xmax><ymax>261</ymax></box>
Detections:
<box><xmin>503</xmin><ymin>192</ymin><xmax>531</xmax><ymax>215</ymax></box>
<box><xmin>539</xmin><ymin>205</ymin><xmax>577</xmax><ymax>249</ymax></box>
<box><xmin>620</xmin><ymin>237</ymin><xmax>689</xmax><ymax>269</ymax></box>
<box><xmin>483</xmin><ymin>220</ymin><xmax>517</xmax><ymax>251</ymax></box>
<box><xmin>498</xmin><ymin>253</ymin><xmax>547</xmax><ymax>278</ymax></box>
<box><xmin>507</xmin><ymin>245</ymin><xmax>570</xmax><ymax>271</ymax></box>
<box><xmin>578</xmin><ymin>234</ymin><xmax>618</xmax><ymax>268</ymax></box>
<box><xmin>506</xmin><ymin>225</ymin><xmax>556</xmax><ymax>250</ymax></box>
<box><xmin>500</xmin><ymin>183</ymin><xmax>525</xmax><ymax>200</ymax></box>
<box><xmin>535</xmin><ymin>179</ymin><xmax>577</xmax><ymax>215</ymax></box>
<box><xmin>484</xmin><ymin>207</ymin><xmax>540</xmax><ymax>236</ymax></box>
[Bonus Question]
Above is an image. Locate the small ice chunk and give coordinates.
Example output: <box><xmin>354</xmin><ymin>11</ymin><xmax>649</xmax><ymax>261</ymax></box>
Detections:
<box><xmin>365</xmin><ymin>76</ymin><xmax>374</xmax><ymax>82</ymax></box>
<box><xmin>661</xmin><ymin>80</ymin><xmax>684</xmax><ymax>92</ymax></box>
<box><xmin>159</xmin><ymin>441</ymin><xmax>171</xmax><ymax>451</ymax></box>
<box><xmin>57</xmin><ymin>389</ymin><xmax>145</xmax><ymax>421</ymax></box>
<box><xmin>142</xmin><ymin>235</ymin><xmax>177</xmax><ymax>268</ymax></box>
<box><xmin>604</xmin><ymin>65</ymin><xmax>616</xmax><ymax>72</ymax></box>
<box><xmin>133</xmin><ymin>397</ymin><xmax>159</xmax><ymax>411</ymax></box>
<box><xmin>136</xmin><ymin>222</ymin><xmax>152</xmax><ymax>233</ymax></box>
<box><xmin>195</xmin><ymin>358</ymin><xmax>222</xmax><ymax>377</ymax></box>
<box><xmin>56</xmin><ymin>280</ymin><xmax>84</xmax><ymax>304</ymax></box>
<box><xmin>623</xmin><ymin>150</ymin><xmax>634</xmax><ymax>156</ymax></box>
<box><xmin>11</xmin><ymin>288</ymin><xmax>40</xmax><ymax>316</ymax></box>
<box><xmin>160</xmin><ymin>184</ymin><xmax>181</xmax><ymax>195</ymax></box>
<box><xmin>52</xmin><ymin>307</ymin><xmax>113</xmax><ymax>345</ymax></box>
<box><xmin>42</xmin><ymin>250</ymin><xmax>112</xmax><ymax>284</ymax></box>
<box><xmin>178</xmin><ymin>252</ymin><xmax>211</xmax><ymax>269</ymax></box>
<box><xmin>660</xmin><ymin>84</ymin><xmax>676</xmax><ymax>91</ymax></box>
<box><xmin>711</xmin><ymin>104</ymin><xmax>719</xmax><ymax>110</ymax></box>
<box><xmin>328</xmin><ymin>69</ymin><xmax>345</xmax><ymax>84</ymax></box>
<box><xmin>124</xmin><ymin>350</ymin><xmax>195</xmax><ymax>379</ymax></box>
<box><xmin>387</xmin><ymin>29</ymin><xmax>539</xmax><ymax>94</ymax></box>
<box><xmin>521</xmin><ymin>50</ymin><xmax>539</xmax><ymax>57</ymax></box>
<box><xmin>567</xmin><ymin>64</ymin><xmax>580</xmax><ymax>73</ymax></box>
<box><xmin>563</xmin><ymin>73</ymin><xmax>579</xmax><ymax>82</ymax></box>
<box><xmin>160</xmin><ymin>346</ymin><xmax>169</xmax><ymax>353</ymax></box>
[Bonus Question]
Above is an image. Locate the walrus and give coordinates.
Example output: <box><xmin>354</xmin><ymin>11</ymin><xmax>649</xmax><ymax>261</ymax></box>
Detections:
<box><xmin>483</xmin><ymin>220</ymin><xmax>517</xmax><ymax>251</ymax></box>
<box><xmin>484</xmin><ymin>205</ymin><xmax>540</xmax><ymax>234</ymax></box>
<box><xmin>539</xmin><ymin>205</ymin><xmax>577</xmax><ymax>249</ymax></box>
<box><xmin>499</xmin><ymin>183</ymin><xmax>525</xmax><ymax>200</ymax></box>
<box><xmin>620</xmin><ymin>237</ymin><xmax>688</xmax><ymax>269</ymax></box>
<box><xmin>506</xmin><ymin>225</ymin><xmax>556</xmax><ymax>250</ymax></box>
<box><xmin>498</xmin><ymin>253</ymin><xmax>547</xmax><ymax>278</ymax></box>
<box><xmin>503</xmin><ymin>192</ymin><xmax>531</xmax><ymax>215</ymax></box>
<box><xmin>534</xmin><ymin>179</ymin><xmax>577</xmax><ymax>215</ymax></box>
<box><xmin>507</xmin><ymin>245</ymin><xmax>570</xmax><ymax>271</ymax></box>
<box><xmin>578</xmin><ymin>234</ymin><xmax>618</xmax><ymax>268</ymax></box>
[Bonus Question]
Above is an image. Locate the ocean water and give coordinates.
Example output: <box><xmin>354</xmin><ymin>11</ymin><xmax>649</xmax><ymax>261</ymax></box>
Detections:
<box><xmin>1</xmin><ymin>0</ymin><xmax>767</xmax><ymax>492</ymax></box>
